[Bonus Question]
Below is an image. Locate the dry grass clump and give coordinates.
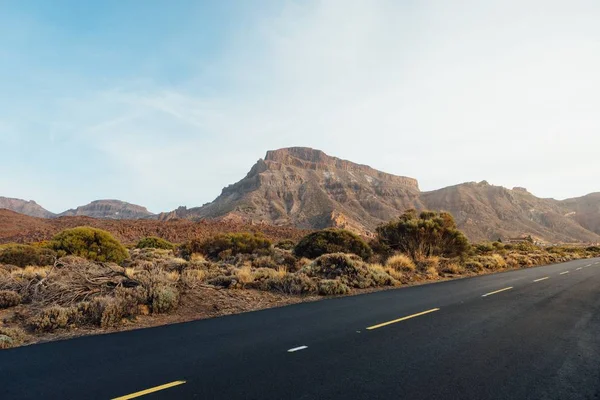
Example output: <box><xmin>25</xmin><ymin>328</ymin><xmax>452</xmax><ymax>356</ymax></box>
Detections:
<box><xmin>385</xmin><ymin>254</ymin><xmax>416</xmax><ymax>272</ymax></box>
<box><xmin>180</xmin><ymin>269</ymin><xmax>207</xmax><ymax>289</ymax></box>
<box><xmin>0</xmin><ymin>290</ymin><xmax>22</xmax><ymax>309</ymax></box>
<box><xmin>438</xmin><ymin>262</ymin><xmax>465</xmax><ymax>275</ymax></box>
<box><xmin>0</xmin><ymin>326</ymin><xmax>27</xmax><ymax>349</ymax></box>
<box><xmin>262</xmin><ymin>273</ymin><xmax>317</xmax><ymax>295</ymax></box>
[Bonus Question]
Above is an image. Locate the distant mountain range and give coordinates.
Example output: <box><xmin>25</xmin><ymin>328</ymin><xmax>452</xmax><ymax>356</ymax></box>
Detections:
<box><xmin>0</xmin><ymin>198</ymin><xmax>154</xmax><ymax>220</ymax></box>
<box><xmin>2</xmin><ymin>147</ymin><xmax>600</xmax><ymax>244</ymax></box>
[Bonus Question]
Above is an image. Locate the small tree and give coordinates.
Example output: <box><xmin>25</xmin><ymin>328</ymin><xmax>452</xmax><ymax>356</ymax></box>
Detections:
<box><xmin>376</xmin><ymin>210</ymin><xmax>470</xmax><ymax>260</ymax></box>
<box><xmin>294</xmin><ymin>229</ymin><xmax>373</xmax><ymax>260</ymax></box>
<box><xmin>50</xmin><ymin>227</ymin><xmax>129</xmax><ymax>264</ymax></box>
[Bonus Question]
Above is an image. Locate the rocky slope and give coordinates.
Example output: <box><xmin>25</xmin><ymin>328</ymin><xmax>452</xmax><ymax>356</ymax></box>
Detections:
<box><xmin>0</xmin><ymin>197</ymin><xmax>55</xmax><ymax>218</ymax></box>
<box><xmin>59</xmin><ymin>200</ymin><xmax>155</xmax><ymax>220</ymax></box>
<box><xmin>421</xmin><ymin>183</ymin><xmax>600</xmax><ymax>244</ymax></box>
<box><xmin>559</xmin><ymin>193</ymin><xmax>600</xmax><ymax>236</ymax></box>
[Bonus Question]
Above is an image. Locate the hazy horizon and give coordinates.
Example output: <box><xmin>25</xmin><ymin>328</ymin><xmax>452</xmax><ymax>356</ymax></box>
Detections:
<box><xmin>2</xmin><ymin>1</ymin><xmax>599</xmax><ymax>212</ymax></box>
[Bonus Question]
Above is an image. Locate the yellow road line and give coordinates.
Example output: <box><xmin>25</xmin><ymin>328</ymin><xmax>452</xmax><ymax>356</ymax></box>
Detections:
<box><xmin>533</xmin><ymin>277</ymin><xmax>549</xmax><ymax>282</ymax></box>
<box><xmin>560</xmin><ymin>271</ymin><xmax>569</xmax><ymax>275</ymax></box>
<box><xmin>366</xmin><ymin>308</ymin><xmax>440</xmax><ymax>330</ymax></box>
<box><xmin>112</xmin><ymin>381</ymin><xmax>186</xmax><ymax>400</ymax></box>
<box><xmin>481</xmin><ymin>287</ymin><xmax>513</xmax><ymax>297</ymax></box>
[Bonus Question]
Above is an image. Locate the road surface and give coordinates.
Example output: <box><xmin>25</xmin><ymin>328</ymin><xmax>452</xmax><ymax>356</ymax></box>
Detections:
<box><xmin>2</xmin><ymin>257</ymin><xmax>600</xmax><ymax>399</ymax></box>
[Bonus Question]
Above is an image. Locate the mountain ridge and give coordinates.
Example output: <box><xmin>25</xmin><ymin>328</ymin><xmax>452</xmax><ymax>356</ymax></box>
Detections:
<box><xmin>3</xmin><ymin>147</ymin><xmax>600</xmax><ymax>243</ymax></box>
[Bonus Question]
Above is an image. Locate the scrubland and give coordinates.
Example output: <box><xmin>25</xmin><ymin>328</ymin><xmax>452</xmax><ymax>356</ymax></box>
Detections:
<box><xmin>1</xmin><ymin>210</ymin><xmax>598</xmax><ymax>349</ymax></box>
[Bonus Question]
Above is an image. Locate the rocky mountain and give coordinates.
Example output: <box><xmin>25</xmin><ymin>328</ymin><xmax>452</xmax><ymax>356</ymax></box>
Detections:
<box><xmin>559</xmin><ymin>193</ymin><xmax>600</xmax><ymax>236</ymax></box>
<box><xmin>177</xmin><ymin>147</ymin><xmax>600</xmax><ymax>243</ymax></box>
<box><xmin>421</xmin><ymin>183</ymin><xmax>600</xmax><ymax>244</ymax></box>
<box><xmin>0</xmin><ymin>196</ymin><xmax>55</xmax><ymax>218</ymax></box>
<box><xmin>170</xmin><ymin>147</ymin><xmax>423</xmax><ymax>236</ymax></box>
<box><xmin>59</xmin><ymin>200</ymin><xmax>155</xmax><ymax>220</ymax></box>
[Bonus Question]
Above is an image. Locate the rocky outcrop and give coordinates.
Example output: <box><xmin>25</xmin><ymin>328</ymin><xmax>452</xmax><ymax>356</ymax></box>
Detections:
<box><xmin>59</xmin><ymin>200</ymin><xmax>155</xmax><ymax>220</ymax></box>
<box><xmin>0</xmin><ymin>197</ymin><xmax>55</xmax><ymax>218</ymax></box>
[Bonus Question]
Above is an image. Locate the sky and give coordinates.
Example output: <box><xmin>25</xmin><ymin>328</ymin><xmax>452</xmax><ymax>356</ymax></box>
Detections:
<box><xmin>1</xmin><ymin>0</ymin><xmax>599</xmax><ymax>213</ymax></box>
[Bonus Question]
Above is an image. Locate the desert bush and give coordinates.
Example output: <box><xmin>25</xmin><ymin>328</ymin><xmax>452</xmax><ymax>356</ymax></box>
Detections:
<box><xmin>0</xmin><ymin>326</ymin><xmax>26</xmax><ymax>349</ymax></box>
<box><xmin>464</xmin><ymin>259</ymin><xmax>484</xmax><ymax>273</ymax></box>
<box><xmin>417</xmin><ymin>256</ymin><xmax>440</xmax><ymax>278</ymax></box>
<box><xmin>317</xmin><ymin>279</ymin><xmax>351</xmax><ymax>295</ymax></box>
<box><xmin>294</xmin><ymin>229</ymin><xmax>373</xmax><ymax>260</ymax></box>
<box><xmin>180</xmin><ymin>269</ymin><xmax>207</xmax><ymax>289</ymax></box>
<box><xmin>366</xmin><ymin>263</ymin><xmax>399</xmax><ymax>286</ymax></box>
<box><xmin>275</xmin><ymin>240</ymin><xmax>296</xmax><ymax>251</ymax></box>
<box><xmin>136</xmin><ymin>237</ymin><xmax>176</xmax><ymax>251</ymax></box>
<box><xmin>29</xmin><ymin>305</ymin><xmax>76</xmax><ymax>332</ymax></box>
<box><xmin>376</xmin><ymin>210</ymin><xmax>470</xmax><ymax>260</ymax></box>
<box><xmin>0</xmin><ymin>290</ymin><xmax>21</xmax><ymax>309</ymax></box>
<box><xmin>151</xmin><ymin>286</ymin><xmax>179</xmax><ymax>314</ymax></box>
<box><xmin>186</xmin><ymin>233</ymin><xmax>272</xmax><ymax>260</ymax></box>
<box><xmin>50</xmin><ymin>227</ymin><xmax>129</xmax><ymax>264</ymax></box>
<box><xmin>263</xmin><ymin>273</ymin><xmax>317</xmax><ymax>295</ymax></box>
<box><xmin>0</xmin><ymin>244</ymin><xmax>56</xmax><ymax>267</ymax></box>
<box><xmin>475</xmin><ymin>242</ymin><xmax>495</xmax><ymax>254</ymax></box>
<box><xmin>303</xmin><ymin>253</ymin><xmax>396</xmax><ymax>289</ymax></box>
<box><xmin>439</xmin><ymin>262</ymin><xmax>465</xmax><ymax>275</ymax></box>
<box><xmin>586</xmin><ymin>245</ymin><xmax>600</xmax><ymax>253</ymax></box>
<box><xmin>385</xmin><ymin>254</ymin><xmax>416</xmax><ymax>272</ymax></box>
<box><xmin>252</xmin><ymin>256</ymin><xmax>279</xmax><ymax>270</ymax></box>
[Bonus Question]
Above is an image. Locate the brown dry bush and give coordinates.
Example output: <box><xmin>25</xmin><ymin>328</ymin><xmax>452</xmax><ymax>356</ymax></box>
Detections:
<box><xmin>0</xmin><ymin>290</ymin><xmax>21</xmax><ymax>309</ymax></box>
<box><xmin>0</xmin><ymin>326</ymin><xmax>27</xmax><ymax>349</ymax></box>
<box><xmin>28</xmin><ymin>305</ymin><xmax>77</xmax><ymax>332</ymax></box>
<box><xmin>263</xmin><ymin>273</ymin><xmax>317</xmax><ymax>295</ymax></box>
<box><xmin>317</xmin><ymin>279</ymin><xmax>351</xmax><ymax>295</ymax></box>
<box><xmin>303</xmin><ymin>253</ymin><xmax>397</xmax><ymax>289</ymax></box>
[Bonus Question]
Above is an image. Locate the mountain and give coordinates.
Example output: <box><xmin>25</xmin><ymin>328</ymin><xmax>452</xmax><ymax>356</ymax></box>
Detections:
<box><xmin>559</xmin><ymin>193</ymin><xmax>600</xmax><ymax>236</ymax></box>
<box><xmin>420</xmin><ymin>183</ymin><xmax>600</xmax><ymax>244</ymax></box>
<box><xmin>0</xmin><ymin>196</ymin><xmax>55</xmax><ymax>218</ymax></box>
<box><xmin>178</xmin><ymin>147</ymin><xmax>600</xmax><ymax>243</ymax></box>
<box><xmin>166</xmin><ymin>147</ymin><xmax>423</xmax><ymax>236</ymax></box>
<box><xmin>59</xmin><ymin>200</ymin><xmax>155</xmax><ymax>220</ymax></box>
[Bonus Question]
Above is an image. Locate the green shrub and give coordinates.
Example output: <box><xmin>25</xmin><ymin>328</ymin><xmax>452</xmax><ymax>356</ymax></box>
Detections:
<box><xmin>376</xmin><ymin>210</ymin><xmax>470</xmax><ymax>259</ymax></box>
<box><xmin>186</xmin><ymin>233</ymin><xmax>272</xmax><ymax>260</ymax></box>
<box><xmin>294</xmin><ymin>229</ymin><xmax>373</xmax><ymax>260</ymax></box>
<box><xmin>136</xmin><ymin>237</ymin><xmax>175</xmax><ymax>250</ymax></box>
<box><xmin>50</xmin><ymin>227</ymin><xmax>129</xmax><ymax>263</ymax></box>
<box><xmin>0</xmin><ymin>244</ymin><xmax>56</xmax><ymax>267</ymax></box>
<box><xmin>0</xmin><ymin>290</ymin><xmax>22</xmax><ymax>309</ymax></box>
<box><xmin>275</xmin><ymin>240</ymin><xmax>296</xmax><ymax>251</ymax></box>
<box><xmin>475</xmin><ymin>242</ymin><xmax>494</xmax><ymax>254</ymax></box>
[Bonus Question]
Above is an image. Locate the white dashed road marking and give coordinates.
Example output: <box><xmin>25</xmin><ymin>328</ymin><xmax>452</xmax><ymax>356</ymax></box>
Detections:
<box><xmin>560</xmin><ymin>271</ymin><xmax>569</xmax><ymax>275</ymax></box>
<box><xmin>288</xmin><ymin>346</ymin><xmax>308</xmax><ymax>353</ymax></box>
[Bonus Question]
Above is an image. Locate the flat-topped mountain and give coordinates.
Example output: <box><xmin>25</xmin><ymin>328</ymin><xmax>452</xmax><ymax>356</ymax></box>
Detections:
<box><xmin>59</xmin><ymin>200</ymin><xmax>155</xmax><ymax>220</ymax></box>
<box><xmin>0</xmin><ymin>196</ymin><xmax>55</xmax><ymax>218</ymax></box>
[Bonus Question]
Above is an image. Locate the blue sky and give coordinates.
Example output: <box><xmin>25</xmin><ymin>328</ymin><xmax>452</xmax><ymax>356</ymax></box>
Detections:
<box><xmin>1</xmin><ymin>0</ymin><xmax>599</xmax><ymax>213</ymax></box>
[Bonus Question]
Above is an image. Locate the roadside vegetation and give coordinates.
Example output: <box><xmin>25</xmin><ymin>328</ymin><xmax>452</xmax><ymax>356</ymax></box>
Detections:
<box><xmin>1</xmin><ymin>211</ymin><xmax>599</xmax><ymax>349</ymax></box>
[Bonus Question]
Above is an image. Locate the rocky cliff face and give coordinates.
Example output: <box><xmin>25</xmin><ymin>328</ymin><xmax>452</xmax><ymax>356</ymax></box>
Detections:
<box><xmin>59</xmin><ymin>200</ymin><xmax>155</xmax><ymax>220</ymax></box>
<box><xmin>0</xmin><ymin>197</ymin><xmax>55</xmax><ymax>218</ymax></box>
<box><xmin>182</xmin><ymin>147</ymin><xmax>423</xmax><ymax>235</ymax></box>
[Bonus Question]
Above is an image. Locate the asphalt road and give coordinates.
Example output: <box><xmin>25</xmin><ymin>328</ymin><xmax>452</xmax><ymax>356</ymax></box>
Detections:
<box><xmin>2</xmin><ymin>257</ymin><xmax>600</xmax><ymax>400</ymax></box>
